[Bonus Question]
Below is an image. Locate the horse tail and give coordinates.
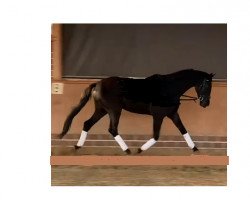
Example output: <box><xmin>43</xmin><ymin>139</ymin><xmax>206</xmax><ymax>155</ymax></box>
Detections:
<box><xmin>59</xmin><ymin>83</ymin><xmax>96</xmax><ymax>138</ymax></box>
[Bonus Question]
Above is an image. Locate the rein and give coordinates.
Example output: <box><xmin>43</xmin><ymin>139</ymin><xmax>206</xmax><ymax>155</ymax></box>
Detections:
<box><xmin>180</xmin><ymin>94</ymin><xmax>198</xmax><ymax>102</ymax></box>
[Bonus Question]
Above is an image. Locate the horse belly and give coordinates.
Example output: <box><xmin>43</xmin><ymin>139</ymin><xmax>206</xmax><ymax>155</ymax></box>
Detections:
<box><xmin>122</xmin><ymin>99</ymin><xmax>151</xmax><ymax>115</ymax></box>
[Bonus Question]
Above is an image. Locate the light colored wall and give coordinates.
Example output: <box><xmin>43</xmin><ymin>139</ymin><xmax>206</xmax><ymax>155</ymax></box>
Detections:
<box><xmin>51</xmin><ymin>80</ymin><xmax>227</xmax><ymax>137</ymax></box>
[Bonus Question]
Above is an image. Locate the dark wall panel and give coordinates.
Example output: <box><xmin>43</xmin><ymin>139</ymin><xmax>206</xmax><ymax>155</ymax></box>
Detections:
<box><xmin>62</xmin><ymin>24</ymin><xmax>227</xmax><ymax>79</ymax></box>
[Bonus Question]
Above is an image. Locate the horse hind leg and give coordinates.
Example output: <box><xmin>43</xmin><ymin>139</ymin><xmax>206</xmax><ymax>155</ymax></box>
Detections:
<box><xmin>138</xmin><ymin>116</ymin><xmax>164</xmax><ymax>153</ymax></box>
<box><xmin>75</xmin><ymin>107</ymin><xmax>107</xmax><ymax>149</ymax></box>
<box><xmin>108</xmin><ymin>110</ymin><xmax>131</xmax><ymax>155</ymax></box>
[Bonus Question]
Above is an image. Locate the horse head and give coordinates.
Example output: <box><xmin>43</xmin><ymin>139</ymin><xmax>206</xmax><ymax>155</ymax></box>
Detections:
<box><xmin>195</xmin><ymin>73</ymin><xmax>215</xmax><ymax>108</ymax></box>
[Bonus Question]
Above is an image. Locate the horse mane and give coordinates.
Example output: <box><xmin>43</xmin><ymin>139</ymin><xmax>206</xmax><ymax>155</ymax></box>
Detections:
<box><xmin>160</xmin><ymin>69</ymin><xmax>211</xmax><ymax>81</ymax></box>
<box><xmin>146</xmin><ymin>69</ymin><xmax>209</xmax><ymax>82</ymax></box>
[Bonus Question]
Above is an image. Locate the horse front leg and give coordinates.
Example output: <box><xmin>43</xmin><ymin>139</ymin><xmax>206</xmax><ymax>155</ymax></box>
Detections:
<box><xmin>168</xmin><ymin>112</ymin><xmax>199</xmax><ymax>152</ymax></box>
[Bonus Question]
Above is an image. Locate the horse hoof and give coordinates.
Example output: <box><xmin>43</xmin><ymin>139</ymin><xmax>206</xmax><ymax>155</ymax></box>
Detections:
<box><xmin>137</xmin><ymin>148</ymin><xmax>143</xmax><ymax>154</ymax></box>
<box><xmin>74</xmin><ymin>145</ymin><xmax>81</xmax><ymax>150</ymax></box>
<box><xmin>192</xmin><ymin>146</ymin><xmax>199</xmax><ymax>152</ymax></box>
<box><xmin>125</xmin><ymin>149</ymin><xmax>131</xmax><ymax>155</ymax></box>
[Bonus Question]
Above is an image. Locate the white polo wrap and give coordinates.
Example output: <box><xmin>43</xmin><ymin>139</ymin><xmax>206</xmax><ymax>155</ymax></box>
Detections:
<box><xmin>114</xmin><ymin>135</ymin><xmax>128</xmax><ymax>151</ymax></box>
<box><xmin>76</xmin><ymin>130</ymin><xmax>88</xmax><ymax>147</ymax></box>
<box><xmin>183</xmin><ymin>132</ymin><xmax>195</xmax><ymax>149</ymax></box>
<box><xmin>141</xmin><ymin>138</ymin><xmax>157</xmax><ymax>151</ymax></box>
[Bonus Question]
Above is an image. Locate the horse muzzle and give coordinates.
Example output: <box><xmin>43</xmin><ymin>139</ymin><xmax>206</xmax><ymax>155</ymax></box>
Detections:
<box><xmin>199</xmin><ymin>96</ymin><xmax>210</xmax><ymax>108</ymax></box>
<box><xmin>199</xmin><ymin>99</ymin><xmax>210</xmax><ymax>108</ymax></box>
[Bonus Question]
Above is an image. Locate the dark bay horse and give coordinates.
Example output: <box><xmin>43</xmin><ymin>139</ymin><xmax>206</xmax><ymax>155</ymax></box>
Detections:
<box><xmin>60</xmin><ymin>69</ymin><xmax>214</xmax><ymax>154</ymax></box>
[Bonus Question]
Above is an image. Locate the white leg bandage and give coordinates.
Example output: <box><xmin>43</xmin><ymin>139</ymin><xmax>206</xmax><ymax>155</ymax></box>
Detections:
<box><xmin>114</xmin><ymin>135</ymin><xmax>128</xmax><ymax>151</ymax></box>
<box><xmin>141</xmin><ymin>138</ymin><xmax>157</xmax><ymax>151</ymax></box>
<box><xmin>183</xmin><ymin>132</ymin><xmax>195</xmax><ymax>149</ymax></box>
<box><xmin>76</xmin><ymin>130</ymin><xmax>88</xmax><ymax>147</ymax></box>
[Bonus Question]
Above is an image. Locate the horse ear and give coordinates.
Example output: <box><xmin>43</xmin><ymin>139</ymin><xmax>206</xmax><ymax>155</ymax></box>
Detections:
<box><xmin>210</xmin><ymin>73</ymin><xmax>215</xmax><ymax>77</ymax></box>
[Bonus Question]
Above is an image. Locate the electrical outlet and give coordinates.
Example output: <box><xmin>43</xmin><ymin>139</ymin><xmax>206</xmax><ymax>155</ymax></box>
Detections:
<box><xmin>52</xmin><ymin>83</ymin><xmax>64</xmax><ymax>94</ymax></box>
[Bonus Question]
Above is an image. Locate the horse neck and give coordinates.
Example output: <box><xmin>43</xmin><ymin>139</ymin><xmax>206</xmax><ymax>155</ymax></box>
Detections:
<box><xmin>178</xmin><ymin>79</ymin><xmax>197</xmax><ymax>96</ymax></box>
<box><xmin>163</xmin><ymin>70</ymin><xmax>207</xmax><ymax>97</ymax></box>
<box><xmin>173</xmin><ymin>75</ymin><xmax>201</xmax><ymax>97</ymax></box>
